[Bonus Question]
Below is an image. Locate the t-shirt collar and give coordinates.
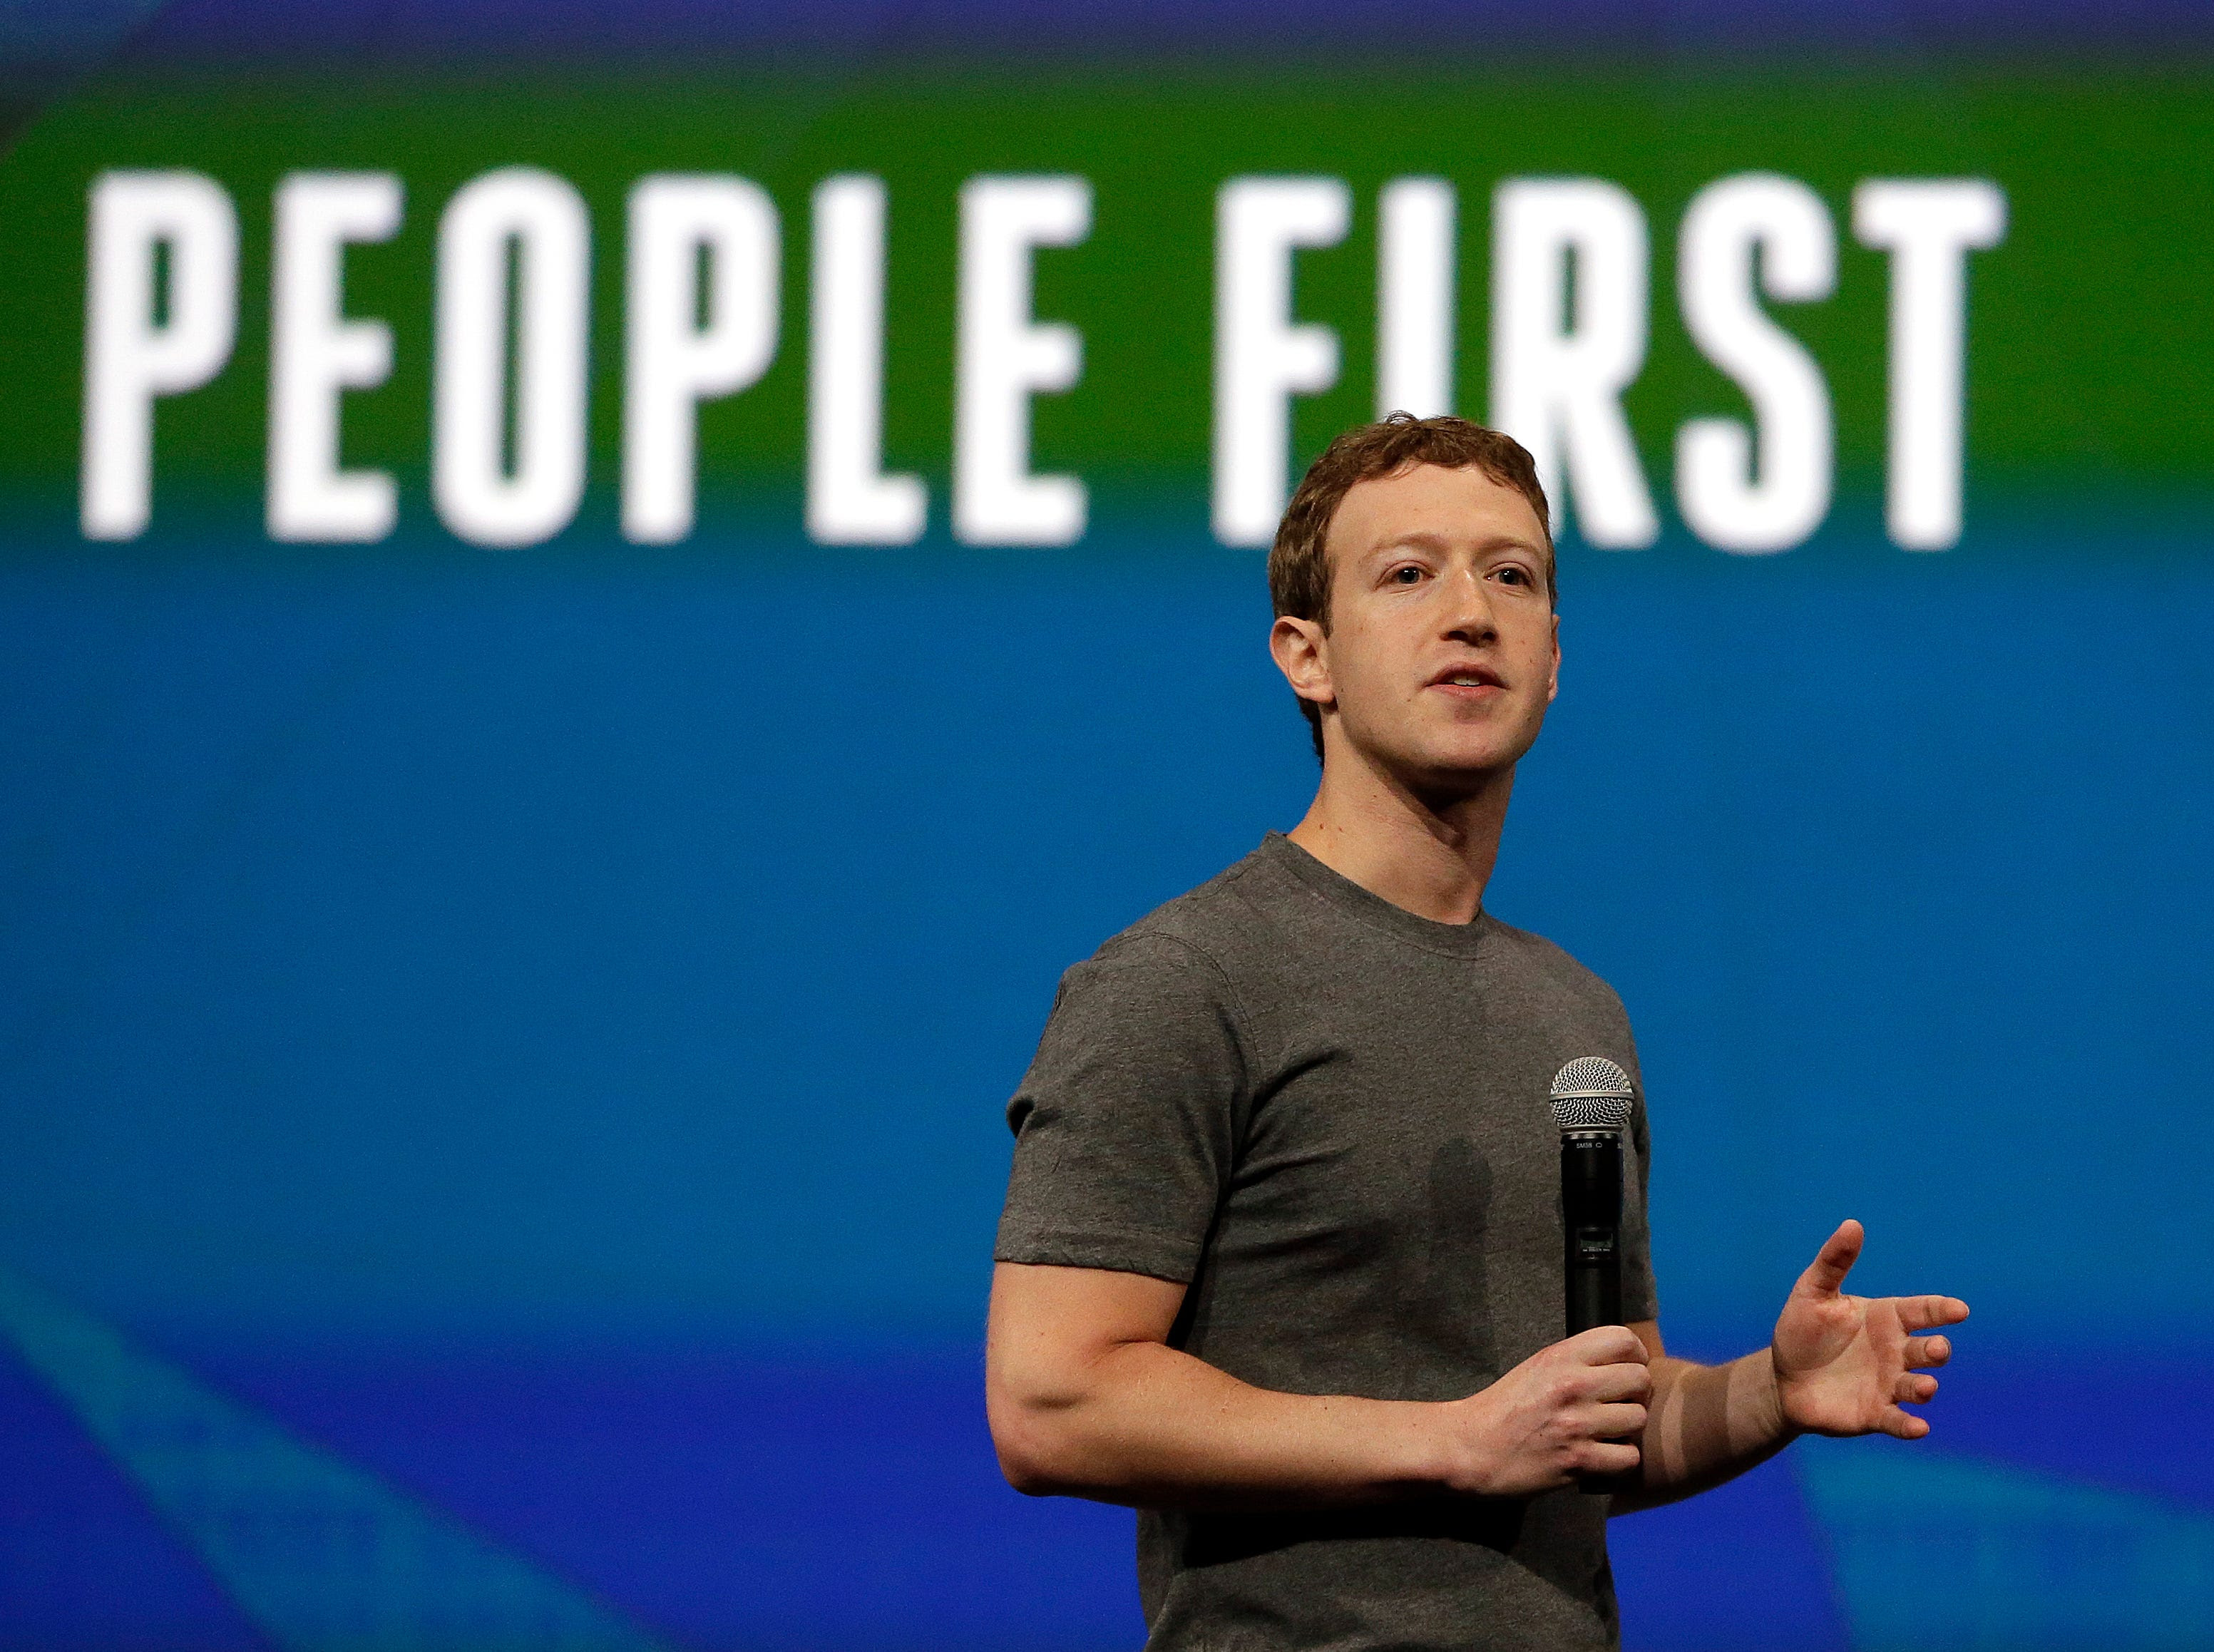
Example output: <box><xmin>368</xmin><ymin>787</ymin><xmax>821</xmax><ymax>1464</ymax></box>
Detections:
<box><xmin>1259</xmin><ymin>831</ymin><xmax>1496</xmax><ymax>960</ymax></box>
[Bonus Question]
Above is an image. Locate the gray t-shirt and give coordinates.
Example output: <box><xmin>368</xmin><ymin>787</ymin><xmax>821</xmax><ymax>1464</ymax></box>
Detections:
<box><xmin>995</xmin><ymin>832</ymin><xmax>1656</xmax><ymax>1652</ymax></box>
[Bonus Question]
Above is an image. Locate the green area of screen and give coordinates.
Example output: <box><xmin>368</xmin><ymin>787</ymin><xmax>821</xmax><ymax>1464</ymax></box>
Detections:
<box><xmin>1</xmin><ymin>65</ymin><xmax>2208</xmax><ymax>530</ymax></box>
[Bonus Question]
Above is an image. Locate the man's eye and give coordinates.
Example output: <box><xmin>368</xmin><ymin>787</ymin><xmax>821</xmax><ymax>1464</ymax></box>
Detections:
<box><xmin>1388</xmin><ymin>565</ymin><xmax>1424</xmax><ymax>585</ymax></box>
<box><xmin>1496</xmin><ymin>565</ymin><xmax>1530</xmax><ymax>585</ymax></box>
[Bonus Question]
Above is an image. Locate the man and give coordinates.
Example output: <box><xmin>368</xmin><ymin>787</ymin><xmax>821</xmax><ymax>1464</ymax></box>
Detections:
<box><xmin>985</xmin><ymin>415</ymin><xmax>1966</xmax><ymax>1651</ymax></box>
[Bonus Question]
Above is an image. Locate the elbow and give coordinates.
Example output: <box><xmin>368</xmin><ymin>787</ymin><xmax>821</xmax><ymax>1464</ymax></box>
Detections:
<box><xmin>995</xmin><ymin>1440</ymin><xmax>1062</xmax><ymax>1499</ymax></box>
<box><xmin>986</xmin><ymin>1382</ymin><xmax>1087</xmax><ymax>1498</ymax></box>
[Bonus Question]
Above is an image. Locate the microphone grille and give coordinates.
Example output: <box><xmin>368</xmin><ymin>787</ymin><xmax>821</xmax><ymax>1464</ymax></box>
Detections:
<box><xmin>1549</xmin><ymin>1056</ymin><xmax>1634</xmax><ymax>1131</ymax></box>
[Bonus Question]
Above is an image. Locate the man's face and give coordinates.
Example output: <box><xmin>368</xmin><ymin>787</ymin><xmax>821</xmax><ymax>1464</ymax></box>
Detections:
<box><xmin>1273</xmin><ymin>463</ymin><xmax>1559</xmax><ymax>790</ymax></box>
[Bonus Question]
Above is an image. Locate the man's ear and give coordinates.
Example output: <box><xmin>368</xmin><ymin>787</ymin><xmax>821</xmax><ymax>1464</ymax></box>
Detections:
<box><xmin>1270</xmin><ymin>615</ymin><xmax>1334</xmax><ymax>709</ymax></box>
<box><xmin>1547</xmin><ymin>610</ymin><xmax>1561</xmax><ymax>704</ymax></box>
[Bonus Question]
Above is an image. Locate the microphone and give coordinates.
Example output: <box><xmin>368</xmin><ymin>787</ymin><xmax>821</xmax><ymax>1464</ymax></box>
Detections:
<box><xmin>1550</xmin><ymin>1057</ymin><xmax>1635</xmax><ymax>1338</ymax></box>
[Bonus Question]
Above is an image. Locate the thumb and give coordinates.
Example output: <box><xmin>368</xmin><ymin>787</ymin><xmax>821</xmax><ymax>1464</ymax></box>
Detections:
<box><xmin>1795</xmin><ymin>1219</ymin><xmax>1865</xmax><ymax>1299</ymax></box>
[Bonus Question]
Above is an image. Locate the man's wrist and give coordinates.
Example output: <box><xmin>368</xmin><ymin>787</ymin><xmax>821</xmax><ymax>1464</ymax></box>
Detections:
<box><xmin>1391</xmin><ymin>1395</ymin><xmax>1485</xmax><ymax>1494</ymax></box>
<box><xmin>1743</xmin><ymin>1346</ymin><xmax>1793</xmax><ymax>1449</ymax></box>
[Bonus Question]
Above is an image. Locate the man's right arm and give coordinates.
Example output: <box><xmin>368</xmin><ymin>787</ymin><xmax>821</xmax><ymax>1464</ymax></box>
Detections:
<box><xmin>985</xmin><ymin>1261</ymin><xmax>1654</xmax><ymax>1510</ymax></box>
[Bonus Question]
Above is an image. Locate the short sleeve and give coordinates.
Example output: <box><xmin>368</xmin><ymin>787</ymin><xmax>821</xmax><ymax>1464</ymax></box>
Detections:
<box><xmin>995</xmin><ymin>932</ymin><xmax>1249</xmax><ymax>1284</ymax></box>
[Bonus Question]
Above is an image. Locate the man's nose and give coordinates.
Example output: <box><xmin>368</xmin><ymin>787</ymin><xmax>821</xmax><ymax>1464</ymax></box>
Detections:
<box><xmin>1441</xmin><ymin>568</ymin><xmax>1499</xmax><ymax>642</ymax></box>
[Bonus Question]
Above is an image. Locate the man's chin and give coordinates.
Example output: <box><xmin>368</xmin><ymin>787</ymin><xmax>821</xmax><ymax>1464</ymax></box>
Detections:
<box><xmin>1376</xmin><ymin>741</ymin><xmax>1528</xmax><ymax>796</ymax></box>
<box><xmin>1331</xmin><ymin>714</ymin><xmax>1543</xmax><ymax>791</ymax></box>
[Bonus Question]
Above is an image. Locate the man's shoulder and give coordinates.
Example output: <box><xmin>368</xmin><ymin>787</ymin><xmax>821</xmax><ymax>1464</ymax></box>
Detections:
<box><xmin>1080</xmin><ymin>842</ymin><xmax>1290</xmax><ymax>991</ymax></box>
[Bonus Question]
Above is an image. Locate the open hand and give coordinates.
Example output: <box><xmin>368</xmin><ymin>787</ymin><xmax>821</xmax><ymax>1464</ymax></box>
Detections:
<box><xmin>1771</xmin><ymin>1219</ymin><xmax>1967</xmax><ymax>1440</ymax></box>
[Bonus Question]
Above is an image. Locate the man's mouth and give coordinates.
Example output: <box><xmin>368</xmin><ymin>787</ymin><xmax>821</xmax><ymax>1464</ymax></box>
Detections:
<box><xmin>1428</xmin><ymin>665</ymin><xmax>1506</xmax><ymax>692</ymax></box>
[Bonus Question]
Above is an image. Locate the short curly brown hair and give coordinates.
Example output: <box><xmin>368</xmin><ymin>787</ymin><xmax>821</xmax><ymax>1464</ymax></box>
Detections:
<box><xmin>1269</xmin><ymin>414</ymin><xmax>1555</xmax><ymax>758</ymax></box>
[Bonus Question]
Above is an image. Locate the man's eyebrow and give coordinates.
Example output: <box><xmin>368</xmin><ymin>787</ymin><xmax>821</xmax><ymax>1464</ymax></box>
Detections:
<box><xmin>1479</xmin><ymin>534</ymin><xmax>1547</xmax><ymax>556</ymax></box>
<box><xmin>1360</xmin><ymin>530</ymin><xmax>1544</xmax><ymax>560</ymax></box>
<box><xmin>1360</xmin><ymin>529</ymin><xmax>1453</xmax><ymax>559</ymax></box>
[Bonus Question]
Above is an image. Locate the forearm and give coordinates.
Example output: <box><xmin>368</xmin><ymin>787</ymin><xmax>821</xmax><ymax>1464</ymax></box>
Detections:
<box><xmin>1611</xmin><ymin>1350</ymin><xmax>1794</xmax><ymax>1514</ymax></box>
<box><xmin>990</xmin><ymin>1337</ymin><xmax>1445</xmax><ymax>1510</ymax></box>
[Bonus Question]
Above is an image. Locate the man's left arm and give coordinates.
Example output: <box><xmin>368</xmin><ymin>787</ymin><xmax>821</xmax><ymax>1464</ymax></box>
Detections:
<box><xmin>1610</xmin><ymin>1218</ymin><xmax>1969</xmax><ymax>1514</ymax></box>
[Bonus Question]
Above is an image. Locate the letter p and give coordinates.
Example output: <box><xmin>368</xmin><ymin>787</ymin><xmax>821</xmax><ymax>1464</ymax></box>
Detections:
<box><xmin>81</xmin><ymin>170</ymin><xmax>238</xmax><ymax>540</ymax></box>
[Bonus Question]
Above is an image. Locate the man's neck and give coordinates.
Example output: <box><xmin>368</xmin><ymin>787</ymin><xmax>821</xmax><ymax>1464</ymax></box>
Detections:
<box><xmin>1286</xmin><ymin>744</ymin><xmax>1514</xmax><ymax>925</ymax></box>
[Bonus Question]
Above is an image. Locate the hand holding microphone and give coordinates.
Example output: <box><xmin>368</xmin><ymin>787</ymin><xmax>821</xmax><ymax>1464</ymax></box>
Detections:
<box><xmin>1430</xmin><ymin>1325</ymin><xmax>1650</xmax><ymax>1498</ymax></box>
<box><xmin>1424</xmin><ymin>1057</ymin><xmax>1652</xmax><ymax>1500</ymax></box>
<box><xmin>1549</xmin><ymin>1057</ymin><xmax>1642</xmax><ymax>1492</ymax></box>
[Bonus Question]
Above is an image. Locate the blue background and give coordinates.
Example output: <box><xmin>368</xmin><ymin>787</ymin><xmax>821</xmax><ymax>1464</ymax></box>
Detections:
<box><xmin>5</xmin><ymin>518</ymin><xmax>2212</xmax><ymax>1651</ymax></box>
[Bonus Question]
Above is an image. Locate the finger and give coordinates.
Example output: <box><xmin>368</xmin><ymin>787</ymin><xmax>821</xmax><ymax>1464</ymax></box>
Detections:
<box><xmin>1579</xmin><ymin>1441</ymin><xmax>1643</xmax><ymax>1476</ymax></box>
<box><xmin>1878</xmin><ymin>1405</ymin><xmax>1932</xmax><ymax>1441</ymax></box>
<box><xmin>1897</xmin><ymin>1296</ymin><xmax>1971</xmax><ymax>1332</ymax></box>
<box><xmin>1565</xmin><ymin>1325</ymin><xmax>1649</xmax><ymax>1366</ymax></box>
<box><xmin>1904</xmin><ymin>1334</ymin><xmax>1952</xmax><ymax>1369</ymax></box>
<box><xmin>1589</xmin><ymin>1401</ymin><xmax>1649</xmax><ymax>1440</ymax></box>
<box><xmin>1795</xmin><ymin>1219</ymin><xmax>1865</xmax><ymax>1298</ymax></box>
<box><xmin>1587</xmin><ymin>1363</ymin><xmax>1654</xmax><ymax>1403</ymax></box>
<box><xmin>1893</xmin><ymin>1372</ymin><xmax>1939</xmax><ymax>1404</ymax></box>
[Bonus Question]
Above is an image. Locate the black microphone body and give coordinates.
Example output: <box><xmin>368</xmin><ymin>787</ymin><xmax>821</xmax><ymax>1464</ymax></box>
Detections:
<box><xmin>1560</xmin><ymin>1129</ymin><xmax>1624</xmax><ymax>1337</ymax></box>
